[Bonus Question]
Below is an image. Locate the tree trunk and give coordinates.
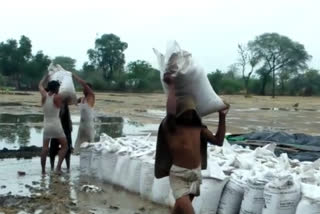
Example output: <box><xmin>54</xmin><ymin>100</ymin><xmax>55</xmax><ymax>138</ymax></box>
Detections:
<box><xmin>102</xmin><ymin>68</ymin><xmax>108</xmax><ymax>81</ymax></box>
<box><xmin>280</xmin><ymin>79</ymin><xmax>285</xmax><ymax>95</ymax></box>
<box><xmin>272</xmin><ymin>69</ymin><xmax>275</xmax><ymax>98</ymax></box>
<box><xmin>15</xmin><ymin>74</ymin><xmax>21</xmax><ymax>90</ymax></box>
<box><xmin>245</xmin><ymin>78</ymin><xmax>250</xmax><ymax>95</ymax></box>
<box><xmin>109</xmin><ymin>63</ymin><xmax>114</xmax><ymax>80</ymax></box>
<box><xmin>260</xmin><ymin>75</ymin><xmax>267</xmax><ymax>95</ymax></box>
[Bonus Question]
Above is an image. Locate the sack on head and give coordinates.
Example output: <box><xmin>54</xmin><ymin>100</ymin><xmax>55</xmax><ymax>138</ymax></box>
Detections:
<box><xmin>153</xmin><ymin>41</ymin><xmax>226</xmax><ymax>116</ymax></box>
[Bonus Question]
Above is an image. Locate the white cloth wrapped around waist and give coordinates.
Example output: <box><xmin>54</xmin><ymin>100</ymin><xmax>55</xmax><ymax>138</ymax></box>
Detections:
<box><xmin>169</xmin><ymin>165</ymin><xmax>202</xmax><ymax>199</ymax></box>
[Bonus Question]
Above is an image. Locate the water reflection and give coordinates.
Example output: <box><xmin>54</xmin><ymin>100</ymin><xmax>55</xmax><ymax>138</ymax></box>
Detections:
<box><xmin>0</xmin><ymin>114</ymin><xmax>157</xmax><ymax>149</ymax></box>
<box><xmin>0</xmin><ymin>124</ymin><xmax>32</xmax><ymax>146</ymax></box>
<box><xmin>0</xmin><ymin>113</ymin><xmax>43</xmax><ymax>123</ymax></box>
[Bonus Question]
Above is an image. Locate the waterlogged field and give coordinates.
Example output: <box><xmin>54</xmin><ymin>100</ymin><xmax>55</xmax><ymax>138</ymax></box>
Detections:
<box><xmin>0</xmin><ymin>92</ymin><xmax>319</xmax><ymax>213</ymax></box>
<box><xmin>1</xmin><ymin>92</ymin><xmax>319</xmax><ymax>136</ymax></box>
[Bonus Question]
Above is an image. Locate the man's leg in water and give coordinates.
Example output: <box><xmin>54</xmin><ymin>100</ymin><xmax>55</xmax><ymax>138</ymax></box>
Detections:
<box><xmin>172</xmin><ymin>195</ymin><xmax>195</xmax><ymax>214</ymax></box>
<box><xmin>65</xmin><ymin>149</ymin><xmax>71</xmax><ymax>170</ymax></box>
<box><xmin>49</xmin><ymin>139</ymin><xmax>59</xmax><ymax>171</ymax></box>
<box><xmin>56</xmin><ymin>137</ymin><xmax>68</xmax><ymax>174</ymax></box>
<box><xmin>41</xmin><ymin>138</ymin><xmax>50</xmax><ymax>175</ymax></box>
<box><xmin>65</xmin><ymin>133</ymin><xmax>72</xmax><ymax>170</ymax></box>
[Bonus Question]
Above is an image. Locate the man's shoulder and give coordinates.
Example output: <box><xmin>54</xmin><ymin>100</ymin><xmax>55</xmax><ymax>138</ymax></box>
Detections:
<box><xmin>161</xmin><ymin>114</ymin><xmax>176</xmax><ymax>133</ymax></box>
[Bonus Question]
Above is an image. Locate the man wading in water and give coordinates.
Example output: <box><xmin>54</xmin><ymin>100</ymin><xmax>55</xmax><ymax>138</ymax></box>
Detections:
<box><xmin>39</xmin><ymin>76</ymin><xmax>68</xmax><ymax>175</ymax></box>
<box><xmin>155</xmin><ymin>72</ymin><xmax>230</xmax><ymax>214</ymax></box>
<box><xmin>49</xmin><ymin>99</ymin><xmax>73</xmax><ymax>172</ymax></box>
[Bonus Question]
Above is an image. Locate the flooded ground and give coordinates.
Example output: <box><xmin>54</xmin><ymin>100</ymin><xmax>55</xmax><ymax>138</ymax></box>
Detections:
<box><xmin>0</xmin><ymin>92</ymin><xmax>319</xmax><ymax>213</ymax></box>
<box><xmin>0</xmin><ymin>114</ymin><xmax>157</xmax><ymax>150</ymax></box>
<box><xmin>0</xmin><ymin>157</ymin><xmax>170</xmax><ymax>214</ymax></box>
<box><xmin>1</xmin><ymin>93</ymin><xmax>320</xmax><ymax>135</ymax></box>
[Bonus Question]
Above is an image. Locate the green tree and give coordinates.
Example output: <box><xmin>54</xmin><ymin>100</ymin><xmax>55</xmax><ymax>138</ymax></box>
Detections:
<box><xmin>256</xmin><ymin>66</ymin><xmax>272</xmax><ymax>95</ymax></box>
<box><xmin>304</xmin><ymin>69</ymin><xmax>320</xmax><ymax>95</ymax></box>
<box><xmin>0</xmin><ymin>73</ymin><xmax>5</xmax><ymax>88</ymax></box>
<box><xmin>288</xmin><ymin>69</ymin><xmax>320</xmax><ymax>96</ymax></box>
<box><xmin>248</xmin><ymin>33</ymin><xmax>311</xmax><ymax>97</ymax></box>
<box><xmin>87</xmin><ymin>34</ymin><xmax>128</xmax><ymax>80</ymax></box>
<box><xmin>82</xmin><ymin>62</ymin><xmax>96</xmax><ymax>73</ymax></box>
<box><xmin>237</xmin><ymin>44</ymin><xmax>259</xmax><ymax>96</ymax></box>
<box><xmin>0</xmin><ymin>35</ymin><xmax>32</xmax><ymax>89</ymax></box>
<box><xmin>207</xmin><ymin>69</ymin><xmax>223</xmax><ymax>93</ymax></box>
<box><xmin>126</xmin><ymin>60</ymin><xmax>161</xmax><ymax>91</ymax></box>
<box><xmin>25</xmin><ymin>51</ymin><xmax>51</xmax><ymax>89</ymax></box>
<box><xmin>53</xmin><ymin>56</ymin><xmax>76</xmax><ymax>71</ymax></box>
<box><xmin>278</xmin><ymin>68</ymin><xmax>297</xmax><ymax>95</ymax></box>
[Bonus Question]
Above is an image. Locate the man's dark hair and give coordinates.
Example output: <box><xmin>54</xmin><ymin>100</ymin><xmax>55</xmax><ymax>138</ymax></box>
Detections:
<box><xmin>47</xmin><ymin>80</ymin><xmax>61</xmax><ymax>93</ymax></box>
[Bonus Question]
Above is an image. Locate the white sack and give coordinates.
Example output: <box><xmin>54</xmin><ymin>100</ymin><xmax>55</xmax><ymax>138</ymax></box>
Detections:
<box><xmin>153</xmin><ymin>41</ymin><xmax>226</xmax><ymax>116</ymax></box>
<box><xmin>240</xmin><ymin>178</ymin><xmax>268</xmax><ymax>214</ymax></box>
<box><xmin>193</xmin><ymin>178</ymin><xmax>229</xmax><ymax>214</ymax></box>
<box><xmin>126</xmin><ymin>158</ymin><xmax>142</xmax><ymax>193</ymax></box>
<box><xmin>89</xmin><ymin>144</ymin><xmax>104</xmax><ymax>179</ymax></box>
<box><xmin>295</xmin><ymin>183</ymin><xmax>320</xmax><ymax>214</ymax></box>
<box><xmin>100</xmin><ymin>150</ymin><xmax>118</xmax><ymax>183</ymax></box>
<box><xmin>151</xmin><ymin>177</ymin><xmax>174</xmax><ymax>206</ymax></box>
<box><xmin>218</xmin><ymin>171</ymin><xmax>249</xmax><ymax>214</ymax></box>
<box><xmin>139</xmin><ymin>160</ymin><xmax>155</xmax><ymax>200</ymax></box>
<box><xmin>48</xmin><ymin>63</ymin><xmax>77</xmax><ymax>103</ymax></box>
<box><xmin>262</xmin><ymin>174</ymin><xmax>301</xmax><ymax>214</ymax></box>
<box><xmin>79</xmin><ymin>143</ymin><xmax>94</xmax><ymax>175</ymax></box>
<box><xmin>112</xmin><ymin>155</ymin><xmax>130</xmax><ymax>188</ymax></box>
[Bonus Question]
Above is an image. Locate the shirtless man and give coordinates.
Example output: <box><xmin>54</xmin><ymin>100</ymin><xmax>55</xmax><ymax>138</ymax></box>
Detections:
<box><xmin>155</xmin><ymin>73</ymin><xmax>230</xmax><ymax>214</ymax></box>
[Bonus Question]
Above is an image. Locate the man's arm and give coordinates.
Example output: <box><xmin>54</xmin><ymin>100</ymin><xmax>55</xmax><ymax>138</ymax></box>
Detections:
<box><xmin>163</xmin><ymin>73</ymin><xmax>176</xmax><ymax>132</ymax></box>
<box><xmin>38</xmin><ymin>75</ymin><xmax>49</xmax><ymax>98</ymax></box>
<box><xmin>72</xmin><ymin>73</ymin><xmax>95</xmax><ymax>106</ymax></box>
<box><xmin>201</xmin><ymin>104</ymin><xmax>230</xmax><ymax>146</ymax></box>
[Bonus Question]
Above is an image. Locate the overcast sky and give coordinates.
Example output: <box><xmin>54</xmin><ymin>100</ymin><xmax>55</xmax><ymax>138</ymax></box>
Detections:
<box><xmin>0</xmin><ymin>0</ymin><xmax>319</xmax><ymax>72</ymax></box>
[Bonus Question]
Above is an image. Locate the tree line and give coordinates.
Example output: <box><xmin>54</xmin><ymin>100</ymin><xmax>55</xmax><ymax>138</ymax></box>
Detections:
<box><xmin>0</xmin><ymin>33</ymin><xmax>319</xmax><ymax>96</ymax></box>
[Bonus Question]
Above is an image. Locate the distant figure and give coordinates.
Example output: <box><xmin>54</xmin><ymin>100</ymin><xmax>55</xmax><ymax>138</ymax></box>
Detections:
<box><xmin>72</xmin><ymin>73</ymin><xmax>95</xmax><ymax>154</ymax></box>
<box><xmin>39</xmin><ymin>75</ymin><xmax>68</xmax><ymax>175</ymax></box>
<box><xmin>49</xmin><ymin>100</ymin><xmax>73</xmax><ymax>171</ymax></box>
<box><xmin>155</xmin><ymin>72</ymin><xmax>230</xmax><ymax>214</ymax></box>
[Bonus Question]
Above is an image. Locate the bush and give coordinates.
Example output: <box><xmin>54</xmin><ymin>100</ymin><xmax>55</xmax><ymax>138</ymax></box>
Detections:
<box><xmin>220</xmin><ymin>79</ymin><xmax>244</xmax><ymax>94</ymax></box>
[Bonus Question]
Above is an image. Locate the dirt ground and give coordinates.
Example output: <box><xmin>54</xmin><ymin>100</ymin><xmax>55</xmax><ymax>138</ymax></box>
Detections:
<box><xmin>0</xmin><ymin>92</ymin><xmax>320</xmax><ymax>213</ymax></box>
<box><xmin>1</xmin><ymin>92</ymin><xmax>320</xmax><ymax>134</ymax></box>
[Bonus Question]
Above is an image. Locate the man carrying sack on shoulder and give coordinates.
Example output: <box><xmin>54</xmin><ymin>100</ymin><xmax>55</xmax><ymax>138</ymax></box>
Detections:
<box><xmin>155</xmin><ymin>72</ymin><xmax>230</xmax><ymax>214</ymax></box>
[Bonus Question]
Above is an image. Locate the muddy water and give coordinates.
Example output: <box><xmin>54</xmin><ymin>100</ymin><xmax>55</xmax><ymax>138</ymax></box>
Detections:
<box><xmin>0</xmin><ymin>114</ymin><xmax>158</xmax><ymax>150</ymax></box>
<box><xmin>0</xmin><ymin>94</ymin><xmax>319</xmax><ymax>213</ymax></box>
<box><xmin>0</xmin><ymin>157</ymin><xmax>170</xmax><ymax>214</ymax></box>
<box><xmin>0</xmin><ymin>113</ymin><xmax>167</xmax><ymax>213</ymax></box>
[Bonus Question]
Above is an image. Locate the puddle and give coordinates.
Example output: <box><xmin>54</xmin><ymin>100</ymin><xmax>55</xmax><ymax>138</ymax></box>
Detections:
<box><xmin>0</xmin><ymin>102</ymin><xmax>23</xmax><ymax>106</ymax></box>
<box><xmin>0</xmin><ymin>157</ymin><xmax>170</xmax><ymax>213</ymax></box>
<box><xmin>234</xmin><ymin>107</ymin><xmax>320</xmax><ymax>112</ymax></box>
<box><xmin>103</xmin><ymin>99</ymin><xmax>124</xmax><ymax>104</ymax></box>
<box><xmin>0</xmin><ymin>114</ymin><xmax>158</xmax><ymax>150</ymax></box>
<box><xmin>0</xmin><ymin>113</ymin><xmax>43</xmax><ymax>123</ymax></box>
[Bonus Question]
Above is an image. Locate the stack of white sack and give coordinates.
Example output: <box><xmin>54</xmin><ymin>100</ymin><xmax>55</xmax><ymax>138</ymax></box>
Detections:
<box><xmin>80</xmin><ymin>133</ymin><xmax>320</xmax><ymax>213</ymax></box>
<box><xmin>153</xmin><ymin>41</ymin><xmax>226</xmax><ymax>116</ymax></box>
<box><xmin>48</xmin><ymin>63</ymin><xmax>77</xmax><ymax>104</ymax></box>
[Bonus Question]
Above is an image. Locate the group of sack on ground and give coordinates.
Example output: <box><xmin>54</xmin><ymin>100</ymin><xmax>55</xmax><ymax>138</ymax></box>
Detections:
<box><xmin>80</xmin><ymin>133</ymin><xmax>320</xmax><ymax>214</ymax></box>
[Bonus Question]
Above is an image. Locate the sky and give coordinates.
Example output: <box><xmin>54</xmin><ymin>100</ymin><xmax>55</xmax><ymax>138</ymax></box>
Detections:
<box><xmin>0</xmin><ymin>0</ymin><xmax>319</xmax><ymax>72</ymax></box>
